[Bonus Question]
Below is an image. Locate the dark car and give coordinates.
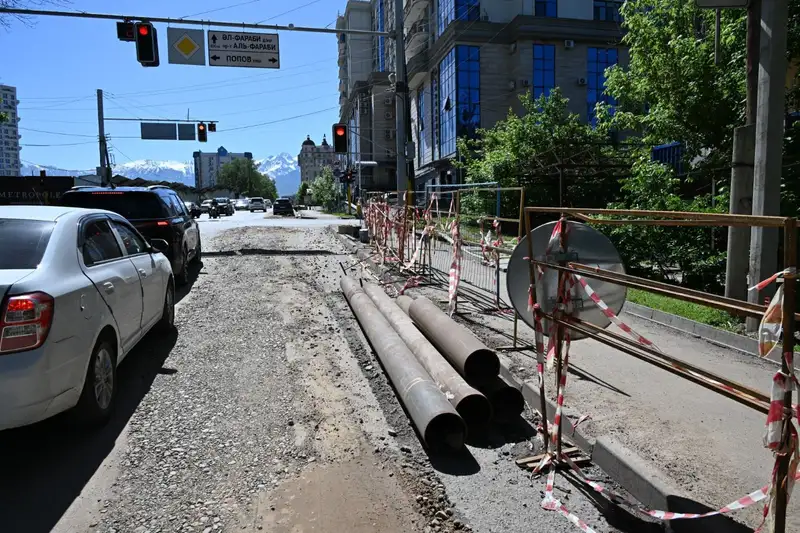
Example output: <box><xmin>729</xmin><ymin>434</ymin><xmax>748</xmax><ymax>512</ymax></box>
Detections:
<box><xmin>273</xmin><ymin>197</ymin><xmax>294</xmax><ymax>216</ymax></box>
<box><xmin>215</xmin><ymin>197</ymin><xmax>235</xmax><ymax>216</ymax></box>
<box><xmin>61</xmin><ymin>185</ymin><xmax>201</xmax><ymax>285</ymax></box>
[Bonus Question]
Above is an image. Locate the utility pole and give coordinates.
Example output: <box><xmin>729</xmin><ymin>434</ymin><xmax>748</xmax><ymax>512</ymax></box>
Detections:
<box><xmin>96</xmin><ymin>89</ymin><xmax>109</xmax><ymax>187</ymax></box>
<box><xmin>747</xmin><ymin>0</ymin><xmax>789</xmax><ymax>332</ymax></box>
<box><xmin>393</xmin><ymin>0</ymin><xmax>408</xmax><ymax>193</ymax></box>
<box><xmin>725</xmin><ymin>0</ymin><xmax>760</xmax><ymax>300</ymax></box>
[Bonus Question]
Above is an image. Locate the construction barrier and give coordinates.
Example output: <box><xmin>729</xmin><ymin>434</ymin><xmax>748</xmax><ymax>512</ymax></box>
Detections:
<box><xmin>363</xmin><ymin>186</ymin><xmax>524</xmax><ymax>314</ymax></box>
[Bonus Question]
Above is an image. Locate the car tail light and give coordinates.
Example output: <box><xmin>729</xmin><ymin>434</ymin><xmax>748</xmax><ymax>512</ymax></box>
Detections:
<box><xmin>157</xmin><ymin>221</ymin><xmax>169</xmax><ymax>226</ymax></box>
<box><xmin>0</xmin><ymin>292</ymin><xmax>54</xmax><ymax>354</ymax></box>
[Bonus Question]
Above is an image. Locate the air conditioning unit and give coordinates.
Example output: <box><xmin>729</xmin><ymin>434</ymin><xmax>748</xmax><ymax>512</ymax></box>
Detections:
<box><xmin>385</xmin><ymin>149</ymin><xmax>396</xmax><ymax>158</ymax></box>
<box><xmin>360</xmin><ymin>105</ymin><xmax>369</xmax><ymax>115</ymax></box>
<box><xmin>384</xmin><ymin>111</ymin><xmax>394</xmax><ymax>120</ymax></box>
<box><xmin>577</xmin><ymin>77</ymin><xmax>587</xmax><ymax>86</ymax></box>
<box><xmin>480</xmin><ymin>14</ymin><xmax>489</xmax><ymax>21</ymax></box>
<box><xmin>520</xmin><ymin>79</ymin><xmax>530</xmax><ymax>88</ymax></box>
<box><xmin>384</xmin><ymin>97</ymin><xmax>393</xmax><ymax>105</ymax></box>
<box><xmin>384</xmin><ymin>129</ymin><xmax>395</xmax><ymax>140</ymax></box>
<box><xmin>509</xmin><ymin>42</ymin><xmax>517</xmax><ymax>55</ymax></box>
<box><xmin>564</xmin><ymin>39</ymin><xmax>575</xmax><ymax>49</ymax></box>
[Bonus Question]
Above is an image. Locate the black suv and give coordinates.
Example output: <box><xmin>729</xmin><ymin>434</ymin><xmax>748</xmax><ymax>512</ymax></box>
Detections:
<box><xmin>273</xmin><ymin>197</ymin><xmax>294</xmax><ymax>216</ymax></box>
<box><xmin>61</xmin><ymin>185</ymin><xmax>201</xmax><ymax>284</ymax></box>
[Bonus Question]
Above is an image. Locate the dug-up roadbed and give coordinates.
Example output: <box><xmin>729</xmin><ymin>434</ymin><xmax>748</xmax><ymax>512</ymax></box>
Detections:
<box><xmin>387</xmin><ymin>274</ymin><xmax>798</xmax><ymax>532</ymax></box>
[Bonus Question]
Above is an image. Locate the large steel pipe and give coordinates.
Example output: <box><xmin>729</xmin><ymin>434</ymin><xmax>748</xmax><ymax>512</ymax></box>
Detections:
<box><xmin>340</xmin><ymin>277</ymin><xmax>466</xmax><ymax>451</ymax></box>
<box><xmin>362</xmin><ymin>283</ymin><xmax>492</xmax><ymax>430</ymax></box>
<box><xmin>407</xmin><ymin>296</ymin><xmax>500</xmax><ymax>384</ymax></box>
<box><xmin>475</xmin><ymin>376</ymin><xmax>524</xmax><ymax>422</ymax></box>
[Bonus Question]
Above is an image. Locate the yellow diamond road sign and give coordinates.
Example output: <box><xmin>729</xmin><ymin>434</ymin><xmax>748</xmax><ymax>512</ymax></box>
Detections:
<box><xmin>175</xmin><ymin>34</ymin><xmax>199</xmax><ymax>59</ymax></box>
<box><xmin>167</xmin><ymin>27</ymin><xmax>206</xmax><ymax>66</ymax></box>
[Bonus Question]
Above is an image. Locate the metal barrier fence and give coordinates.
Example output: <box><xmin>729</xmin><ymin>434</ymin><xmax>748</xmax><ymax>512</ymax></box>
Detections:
<box><xmin>363</xmin><ymin>186</ymin><xmax>524</xmax><ymax>312</ymax></box>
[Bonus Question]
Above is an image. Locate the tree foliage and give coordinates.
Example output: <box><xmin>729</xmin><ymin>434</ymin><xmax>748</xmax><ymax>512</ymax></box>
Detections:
<box><xmin>217</xmin><ymin>158</ymin><xmax>277</xmax><ymax>200</ymax></box>
<box><xmin>309</xmin><ymin>167</ymin><xmax>336</xmax><ymax>210</ymax></box>
<box><xmin>296</xmin><ymin>182</ymin><xmax>309</xmax><ymax>203</ymax></box>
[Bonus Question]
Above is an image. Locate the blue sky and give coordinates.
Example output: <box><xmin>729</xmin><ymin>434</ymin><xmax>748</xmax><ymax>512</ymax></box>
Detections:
<box><xmin>0</xmin><ymin>0</ymin><xmax>351</xmax><ymax>170</ymax></box>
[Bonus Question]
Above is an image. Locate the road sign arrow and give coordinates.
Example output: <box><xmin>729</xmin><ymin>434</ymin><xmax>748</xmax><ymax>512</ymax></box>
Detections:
<box><xmin>211</xmin><ymin>35</ymin><xmax>217</xmax><ymax>44</ymax></box>
<box><xmin>268</xmin><ymin>57</ymin><xmax>278</xmax><ymax>63</ymax></box>
<box><xmin>211</xmin><ymin>55</ymin><xmax>220</xmax><ymax>61</ymax></box>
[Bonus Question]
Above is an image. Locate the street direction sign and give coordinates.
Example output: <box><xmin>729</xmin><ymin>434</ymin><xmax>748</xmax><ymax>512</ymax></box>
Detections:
<box><xmin>177</xmin><ymin>123</ymin><xmax>196</xmax><ymax>141</ymax></box>
<box><xmin>141</xmin><ymin>122</ymin><xmax>177</xmax><ymax>140</ymax></box>
<box><xmin>167</xmin><ymin>28</ymin><xmax>206</xmax><ymax>66</ymax></box>
<box><xmin>207</xmin><ymin>30</ymin><xmax>280</xmax><ymax>69</ymax></box>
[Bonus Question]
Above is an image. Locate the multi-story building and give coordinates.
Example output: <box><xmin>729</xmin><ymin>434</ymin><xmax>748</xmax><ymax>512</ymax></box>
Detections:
<box><xmin>298</xmin><ymin>135</ymin><xmax>337</xmax><ymax>183</ymax></box>
<box><xmin>337</xmin><ymin>1</ymin><xmax>398</xmax><ymax>192</ymax></box>
<box><xmin>405</xmin><ymin>0</ymin><xmax>627</xmax><ymax>184</ymax></box>
<box><xmin>193</xmin><ymin>146</ymin><xmax>253</xmax><ymax>189</ymax></box>
<box><xmin>0</xmin><ymin>85</ymin><xmax>21</xmax><ymax>177</ymax></box>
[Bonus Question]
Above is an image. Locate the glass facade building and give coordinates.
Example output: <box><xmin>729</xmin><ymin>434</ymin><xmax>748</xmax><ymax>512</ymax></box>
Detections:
<box><xmin>437</xmin><ymin>0</ymin><xmax>479</xmax><ymax>37</ymax></box>
<box><xmin>587</xmin><ymin>47</ymin><xmax>618</xmax><ymax>125</ymax></box>
<box><xmin>532</xmin><ymin>44</ymin><xmax>556</xmax><ymax>100</ymax></box>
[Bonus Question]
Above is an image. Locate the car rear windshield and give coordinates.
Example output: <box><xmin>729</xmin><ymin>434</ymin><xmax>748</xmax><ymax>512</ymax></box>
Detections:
<box><xmin>62</xmin><ymin>191</ymin><xmax>167</xmax><ymax>220</ymax></box>
<box><xmin>0</xmin><ymin>219</ymin><xmax>55</xmax><ymax>270</ymax></box>
<box><xmin>275</xmin><ymin>199</ymin><xmax>291</xmax><ymax>205</ymax></box>
<box><xmin>250</xmin><ymin>197</ymin><xmax>263</xmax><ymax>202</ymax></box>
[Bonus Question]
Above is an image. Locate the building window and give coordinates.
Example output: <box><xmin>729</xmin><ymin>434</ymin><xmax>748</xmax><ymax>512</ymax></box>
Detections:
<box><xmin>376</xmin><ymin>0</ymin><xmax>385</xmax><ymax>72</ymax></box>
<box><xmin>432</xmin><ymin>74</ymin><xmax>439</xmax><ymax>161</ymax></box>
<box><xmin>438</xmin><ymin>48</ymin><xmax>457</xmax><ymax>157</ymax></box>
<box><xmin>437</xmin><ymin>0</ymin><xmax>479</xmax><ymax>38</ymax></box>
<box><xmin>594</xmin><ymin>0</ymin><xmax>622</xmax><ymax>22</ymax></box>
<box><xmin>455</xmin><ymin>45</ymin><xmax>480</xmax><ymax>140</ymax></box>
<box><xmin>587</xmin><ymin>47</ymin><xmax>619</xmax><ymax>125</ymax></box>
<box><xmin>417</xmin><ymin>86</ymin><xmax>428</xmax><ymax>165</ymax></box>
<box><xmin>533</xmin><ymin>44</ymin><xmax>555</xmax><ymax>100</ymax></box>
<box><xmin>535</xmin><ymin>0</ymin><xmax>557</xmax><ymax>17</ymax></box>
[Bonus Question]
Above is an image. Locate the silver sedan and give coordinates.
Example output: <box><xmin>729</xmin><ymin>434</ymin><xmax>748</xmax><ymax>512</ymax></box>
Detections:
<box><xmin>0</xmin><ymin>206</ymin><xmax>176</xmax><ymax>430</ymax></box>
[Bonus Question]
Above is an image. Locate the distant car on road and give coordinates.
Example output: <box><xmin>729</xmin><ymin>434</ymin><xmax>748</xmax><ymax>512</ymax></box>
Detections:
<box><xmin>272</xmin><ymin>197</ymin><xmax>294</xmax><ymax>217</ymax></box>
<box><xmin>235</xmin><ymin>198</ymin><xmax>249</xmax><ymax>210</ymax></box>
<box><xmin>215</xmin><ymin>197</ymin><xmax>235</xmax><ymax>216</ymax></box>
<box><xmin>200</xmin><ymin>199</ymin><xmax>213</xmax><ymax>214</ymax></box>
<box><xmin>61</xmin><ymin>185</ymin><xmax>201</xmax><ymax>285</ymax></box>
<box><xmin>0</xmin><ymin>205</ymin><xmax>175</xmax><ymax>431</ymax></box>
<box><xmin>248</xmin><ymin>197</ymin><xmax>267</xmax><ymax>212</ymax></box>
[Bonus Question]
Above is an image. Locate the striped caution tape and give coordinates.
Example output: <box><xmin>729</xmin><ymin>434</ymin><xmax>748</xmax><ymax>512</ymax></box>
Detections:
<box><xmin>447</xmin><ymin>216</ymin><xmax>461</xmax><ymax>317</ymax></box>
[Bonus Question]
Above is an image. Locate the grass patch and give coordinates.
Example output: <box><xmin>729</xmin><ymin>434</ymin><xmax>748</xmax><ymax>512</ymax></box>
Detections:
<box><xmin>325</xmin><ymin>211</ymin><xmax>356</xmax><ymax>219</ymax></box>
<box><xmin>626</xmin><ymin>288</ymin><xmax>743</xmax><ymax>332</ymax></box>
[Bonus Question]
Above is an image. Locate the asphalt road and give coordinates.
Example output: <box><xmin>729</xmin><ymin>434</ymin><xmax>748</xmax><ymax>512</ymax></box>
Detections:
<box><xmin>0</xmin><ymin>213</ymin><xmax>652</xmax><ymax>533</ymax></box>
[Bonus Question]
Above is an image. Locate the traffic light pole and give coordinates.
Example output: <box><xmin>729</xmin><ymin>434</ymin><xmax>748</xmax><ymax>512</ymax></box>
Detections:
<box><xmin>96</xmin><ymin>89</ymin><xmax>109</xmax><ymax>186</ymax></box>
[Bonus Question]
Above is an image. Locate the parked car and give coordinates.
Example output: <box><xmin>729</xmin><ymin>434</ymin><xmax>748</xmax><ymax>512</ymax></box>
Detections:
<box><xmin>235</xmin><ymin>198</ymin><xmax>249</xmax><ymax>210</ymax></box>
<box><xmin>0</xmin><ymin>205</ymin><xmax>175</xmax><ymax>431</ymax></box>
<box><xmin>61</xmin><ymin>185</ymin><xmax>201</xmax><ymax>285</ymax></box>
<box><xmin>248</xmin><ymin>197</ymin><xmax>267</xmax><ymax>212</ymax></box>
<box><xmin>200</xmin><ymin>199</ymin><xmax>213</xmax><ymax>214</ymax></box>
<box><xmin>184</xmin><ymin>201</ymin><xmax>201</xmax><ymax>219</ymax></box>
<box><xmin>273</xmin><ymin>197</ymin><xmax>294</xmax><ymax>217</ymax></box>
<box><xmin>215</xmin><ymin>197</ymin><xmax>235</xmax><ymax>216</ymax></box>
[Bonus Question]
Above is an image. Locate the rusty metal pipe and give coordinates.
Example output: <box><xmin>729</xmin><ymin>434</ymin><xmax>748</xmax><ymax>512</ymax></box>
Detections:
<box><xmin>362</xmin><ymin>283</ymin><xmax>492</xmax><ymax>430</ymax></box>
<box><xmin>340</xmin><ymin>276</ymin><xmax>466</xmax><ymax>451</ymax></box>
<box><xmin>407</xmin><ymin>296</ymin><xmax>500</xmax><ymax>384</ymax></box>
<box><xmin>475</xmin><ymin>376</ymin><xmax>524</xmax><ymax>422</ymax></box>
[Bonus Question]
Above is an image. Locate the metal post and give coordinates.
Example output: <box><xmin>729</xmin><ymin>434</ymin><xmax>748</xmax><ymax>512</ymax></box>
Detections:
<box><xmin>96</xmin><ymin>89</ymin><xmax>107</xmax><ymax>186</ymax></box>
<box><xmin>393</xmin><ymin>0</ymin><xmax>408</xmax><ymax>192</ymax></box>
<box><xmin>746</xmin><ymin>0</ymin><xmax>762</xmax><ymax>123</ymax></box>
<box><xmin>748</xmin><ymin>0</ymin><xmax>790</xmax><ymax>327</ymax></box>
<box><xmin>775</xmin><ymin>218</ymin><xmax>797</xmax><ymax>533</ymax></box>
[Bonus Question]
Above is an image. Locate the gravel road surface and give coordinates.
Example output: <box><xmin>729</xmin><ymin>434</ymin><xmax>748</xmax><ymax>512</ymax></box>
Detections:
<box><xmin>0</xmin><ymin>216</ymin><xmax>659</xmax><ymax>533</ymax></box>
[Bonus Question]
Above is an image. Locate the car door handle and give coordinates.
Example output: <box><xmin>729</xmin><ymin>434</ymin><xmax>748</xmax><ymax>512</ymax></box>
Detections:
<box><xmin>103</xmin><ymin>281</ymin><xmax>115</xmax><ymax>294</ymax></box>
<box><xmin>138</xmin><ymin>269</ymin><xmax>148</xmax><ymax>278</ymax></box>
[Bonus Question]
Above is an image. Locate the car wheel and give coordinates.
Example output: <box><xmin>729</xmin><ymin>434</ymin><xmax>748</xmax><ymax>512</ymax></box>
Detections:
<box><xmin>75</xmin><ymin>338</ymin><xmax>117</xmax><ymax>425</ymax></box>
<box><xmin>157</xmin><ymin>280</ymin><xmax>176</xmax><ymax>332</ymax></box>
<box><xmin>176</xmin><ymin>247</ymin><xmax>189</xmax><ymax>286</ymax></box>
<box><xmin>250</xmin><ymin>209</ymin><xmax>254</xmax><ymax>213</ymax></box>
<box><xmin>191</xmin><ymin>238</ymin><xmax>202</xmax><ymax>264</ymax></box>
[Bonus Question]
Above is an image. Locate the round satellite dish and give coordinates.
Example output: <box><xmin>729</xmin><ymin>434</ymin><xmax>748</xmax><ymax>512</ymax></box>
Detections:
<box><xmin>506</xmin><ymin>221</ymin><xmax>627</xmax><ymax>340</ymax></box>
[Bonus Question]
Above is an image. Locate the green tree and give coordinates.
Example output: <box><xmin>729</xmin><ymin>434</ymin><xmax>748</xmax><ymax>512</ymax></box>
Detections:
<box><xmin>297</xmin><ymin>182</ymin><xmax>309</xmax><ymax>202</ymax></box>
<box><xmin>309</xmin><ymin>167</ymin><xmax>336</xmax><ymax>210</ymax></box>
<box><xmin>217</xmin><ymin>158</ymin><xmax>276</xmax><ymax>199</ymax></box>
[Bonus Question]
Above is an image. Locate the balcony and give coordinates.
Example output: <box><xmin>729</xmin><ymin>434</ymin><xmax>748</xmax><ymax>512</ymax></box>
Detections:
<box><xmin>404</xmin><ymin>20</ymin><xmax>428</xmax><ymax>54</ymax></box>
<box><xmin>404</xmin><ymin>0</ymin><xmax>429</xmax><ymax>26</ymax></box>
<box><xmin>338</xmin><ymin>53</ymin><xmax>346</xmax><ymax>67</ymax></box>
<box><xmin>339</xmin><ymin>79</ymin><xmax>348</xmax><ymax>92</ymax></box>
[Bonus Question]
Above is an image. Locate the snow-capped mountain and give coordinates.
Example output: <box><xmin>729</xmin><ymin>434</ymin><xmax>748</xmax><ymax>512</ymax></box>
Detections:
<box><xmin>20</xmin><ymin>152</ymin><xmax>300</xmax><ymax>194</ymax></box>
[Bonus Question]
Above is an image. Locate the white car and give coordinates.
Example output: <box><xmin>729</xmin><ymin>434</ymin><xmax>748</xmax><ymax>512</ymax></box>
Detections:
<box><xmin>248</xmin><ymin>197</ymin><xmax>267</xmax><ymax>212</ymax></box>
<box><xmin>0</xmin><ymin>206</ymin><xmax>175</xmax><ymax>431</ymax></box>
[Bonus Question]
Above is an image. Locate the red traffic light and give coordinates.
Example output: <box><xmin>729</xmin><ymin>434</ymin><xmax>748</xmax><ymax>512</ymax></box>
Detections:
<box><xmin>138</xmin><ymin>25</ymin><xmax>150</xmax><ymax>36</ymax></box>
<box><xmin>335</xmin><ymin>126</ymin><xmax>346</xmax><ymax>137</ymax></box>
<box><xmin>198</xmin><ymin>124</ymin><xmax>206</xmax><ymax>131</ymax></box>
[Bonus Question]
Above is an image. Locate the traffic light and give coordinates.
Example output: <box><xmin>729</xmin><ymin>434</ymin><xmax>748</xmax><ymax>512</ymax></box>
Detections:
<box><xmin>208</xmin><ymin>122</ymin><xmax>217</xmax><ymax>132</ymax></box>
<box><xmin>135</xmin><ymin>22</ymin><xmax>160</xmax><ymax>67</ymax></box>
<box><xmin>117</xmin><ymin>22</ymin><xmax>135</xmax><ymax>42</ymax></box>
<box><xmin>332</xmin><ymin>123</ymin><xmax>348</xmax><ymax>153</ymax></box>
<box><xmin>197</xmin><ymin>123</ymin><xmax>207</xmax><ymax>143</ymax></box>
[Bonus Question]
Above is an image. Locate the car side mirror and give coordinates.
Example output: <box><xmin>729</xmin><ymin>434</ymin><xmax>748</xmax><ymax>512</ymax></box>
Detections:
<box><xmin>150</xmin><ymin>239</ymin><xmax>169</xmax><ymax>254</ymax></box>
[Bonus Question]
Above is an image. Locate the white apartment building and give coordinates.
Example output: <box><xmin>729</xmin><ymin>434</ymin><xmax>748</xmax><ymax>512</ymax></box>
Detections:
<box><xmin>0</xmin><ymin>85</ymin><xmax>21</xmax><ymax>177</ymax></box>
<box><xmin>193</xmin><ymin>146</ymin><xmax>253</xmax><ymax>189</ymax></box>
<box><xmin>298</xmin><ymin>135</ymin><xmax>337</xmax><ymax>184</ymax></box>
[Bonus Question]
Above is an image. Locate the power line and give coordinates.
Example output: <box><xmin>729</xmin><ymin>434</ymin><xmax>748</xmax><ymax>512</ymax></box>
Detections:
<box><xmin>19</xmin><ymin>126</ymin><xmax>96</xmax><ymax>138</ymax></box>
<box><xmin>219</xmin><ymin>106</ymin><xmax>338</xmax><ymax>132</ymax></box>
<box><xmin>181</xmin><ymin>0</ymin><xmax>264</xmax><ymax>19</ymax></box>
<box><xmin>256</xmin><ymin>0</ymin><xmax>322</xmax><ymax>23</ymax></box>
<box><xmin>21</xmin><ymin>141</ymin><xmax>97</xmax><ymax>147</ymax></box>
